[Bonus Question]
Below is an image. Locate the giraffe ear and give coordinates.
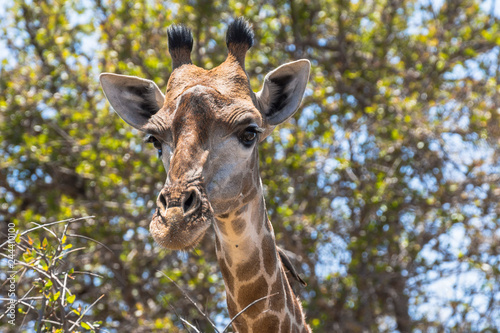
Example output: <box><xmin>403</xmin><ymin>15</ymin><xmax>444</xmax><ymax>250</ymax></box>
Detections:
<box><xmin>99</xmin><ymin>73</ymin><xmax>165</xmax><ymax>131</ymax></box>
<box><xmin>256</xmin><ymin>59</ymin><xmax>310</xmax><ymax>126</ymax></box>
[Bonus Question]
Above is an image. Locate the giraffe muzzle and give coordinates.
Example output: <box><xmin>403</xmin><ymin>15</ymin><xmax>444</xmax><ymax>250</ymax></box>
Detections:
<box><xmin>150</xmin><ymin>181</ymin><xmax>213</xmax><ymax>250</ymax></box>
<box><xmin>157</xmin><ymin>187</ymin><xmax>201</xmax><ymax>218</ymax></box>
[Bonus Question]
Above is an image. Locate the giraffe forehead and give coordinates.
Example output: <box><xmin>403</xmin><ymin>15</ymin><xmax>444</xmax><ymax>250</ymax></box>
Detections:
<box><xmin>157</xmin><ymin>60</ymin><xmax>261</xmax><ymax>139</ymax></box>
<box><xmin>163</xmin><ymin>82</ymin><xmax>262</xmax><ymax>140</ymax></box>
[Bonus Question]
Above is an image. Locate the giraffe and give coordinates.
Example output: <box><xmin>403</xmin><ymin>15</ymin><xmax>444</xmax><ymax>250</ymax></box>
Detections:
<box><xmin>100</xmin><ymin>18</ymin><xmax>311</xmax><ymax>333</ymax></box>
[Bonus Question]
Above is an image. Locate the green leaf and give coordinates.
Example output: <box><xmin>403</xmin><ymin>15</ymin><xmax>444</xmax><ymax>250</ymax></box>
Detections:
<box><xmin>22</xmin><ymin>251</ymin><xmax>32</xmax><ymax>262</ymax></box>
<box><xmin>40</xmin><ymin>259</ymin><xmax>49</xmax><ymax>271</ymax></box>
<box><xmin>45</xmin><ymin>280</ymin><xmax>53</xmax><ymax>289</ymax></box>
<box><xmin>50</xmin><ymin>291</ymin><xmax>60</xmax><ymax>302</ymax></box>
<box><xmin>66</xmin><ymin>294</ymin><xmax>76</xmax><ymax>304</ymax></box>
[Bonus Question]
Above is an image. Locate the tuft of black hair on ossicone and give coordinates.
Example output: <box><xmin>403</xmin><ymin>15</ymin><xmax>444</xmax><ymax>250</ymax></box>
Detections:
<box><xmin>167</xmin><ymin>25</ymin><xmax>193</xmax><ymax>51</ymax></box>
<box><xmin>226</xmin><ymin>17</ymin><xmax>254</xmax><ymax>49</ymax></box>
<box><xmin>167</xmin><ymin>24</ymin><xmax>193</xmax><ymax>69</ymax></box>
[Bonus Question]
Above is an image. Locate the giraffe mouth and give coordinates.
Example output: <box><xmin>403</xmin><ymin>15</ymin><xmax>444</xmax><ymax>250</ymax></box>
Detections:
<box><xmin>150</xmin><ymin>185</ymin><xmax>213</xmax><ymax>250</ymax></box>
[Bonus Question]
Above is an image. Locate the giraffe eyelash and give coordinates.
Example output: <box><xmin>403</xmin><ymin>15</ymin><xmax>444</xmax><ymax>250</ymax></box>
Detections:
<box><xmin>145</xmin><ymin>135</ymin><xmax>163</xmax><ymax>157</ymax></box>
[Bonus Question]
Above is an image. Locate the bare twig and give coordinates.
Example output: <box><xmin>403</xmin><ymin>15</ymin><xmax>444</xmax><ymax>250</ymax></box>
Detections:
<box><xmin>41</xmin><ymin>318</ymin><xmax>64</xmax><ymax>326</ymax></box>
<box><xmin>22</xmin><ymin>216</ymin><xmax>95</xmax><ymax>236</ymax></box>
<box><xmin>68</xmin><ymin>294</ymin><xmax>105</xmax><ymax>331</ymax></box>
<box><xmin>71</xmin><ymin>271</ymin><xmax>104</xmax><ymax>278</ymax></box>
<box><xmin>20</xmin><ymin>300</ymin><xmax>35</xmax><ymax>328</ymax></box>
<box><xmin>221</xmin><ymin>293</ymin><xmax>279</xmax><ymax>333</ymax></box>
<box><xmin>0</xmin><ymin>216</ymin><xmax>95</xmax><ymax>249</ymax></box>
<box><xmin>180</xmin><ymin>318</ymin><xmax>202</xmax><ymax>333</ymax></box>
<box><xmin>167</xmin><ymin>304</ymin><xmax>192</xmax><ymax>333</ymax></box>
<box><xmin>158</xmin><ymin>271</ymin><xmax>220</xmax><ymax>333</ymax></box>
<box><xmin>31</xmin><ymin>222</ymin><xmax>58</xmax><ymax>239</ymax></box>
<box><xmin>16</xmin><ymin>299</ymin><xmax>37</xmax><ymax>311</ymax></box>
<box><xmin>15</xmin><ymin>261</ymin><xmax>52</xmax><ymax>280</ymax></box>
<box><xmin>62</xmin><ymin>272</ymin><xmax>69</xmax><ymax>306</ymax></box>
<box><xmin>54</xmin><ymin>246</ymin><xmax>87</xmax><ymax>259</ymax></box>
<box><xmin>61</xmin><ymin>272</ymin><xmax>69</xmax><ymax>332</ymax></box>
<box><xmin>67</xmin><ymin>233</ymin><xmax>116</xmax><ymax>255</ymax></box>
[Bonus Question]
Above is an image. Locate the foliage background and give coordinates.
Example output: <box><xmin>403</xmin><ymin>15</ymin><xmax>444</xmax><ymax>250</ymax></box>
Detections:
<box><xmin>1</xmin><ymin>0</ymin><xmax>499</xmax><ymax>331</ymax></box>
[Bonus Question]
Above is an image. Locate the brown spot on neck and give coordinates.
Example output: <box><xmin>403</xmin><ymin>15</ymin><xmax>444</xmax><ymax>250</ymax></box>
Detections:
<box><xmin>235</xmin><ymin>247</ymin><xmax>260</xmax><ymax>280</ymax></box>
<box><xmin>252</xmin><ymin>313</ymin><xmax>280</xmax><ymax>332</ymax></box>
<box><xmin>236</xmin><ymin>275</ymin><xmax>268</xmax><ymax>318</ymax></box>
<box><xmin>262</xmin><ymin>234</ymin><xmax>278</xmax><ymax>276</ymax></box>
<box><xmin>281</xmin><ymin>314</ymin><xmax>292</xmax><ymax>332</ymax></box>
<box><xmin>231</xmin><ymin>217</ymin><xmax>246</xmax><ymax>235</ymax></box>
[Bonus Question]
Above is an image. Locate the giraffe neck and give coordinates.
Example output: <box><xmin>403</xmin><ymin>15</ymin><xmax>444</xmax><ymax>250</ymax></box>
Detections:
<box><xmin>214</xmin><ymin>192</ymin><xmax>310</xmax><ymax>333</ymax></box>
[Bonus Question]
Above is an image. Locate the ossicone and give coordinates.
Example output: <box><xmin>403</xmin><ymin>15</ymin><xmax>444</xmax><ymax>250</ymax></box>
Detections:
<box><xmin>226</xmin><ymin>17</ymin><xmax>254</xmax><ymax>66</ymax></box>
<box><xmin>167</xmin><ymin>24</ymin><xmax>193</xmax><ymax>69</ymax></box>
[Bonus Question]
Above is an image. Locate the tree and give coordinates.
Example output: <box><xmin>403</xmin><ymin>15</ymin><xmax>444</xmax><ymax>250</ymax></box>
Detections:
<box><xmin>1</xmin><ymin>0</ymin><xmax>499</xmax><ymax>332</ymax></box>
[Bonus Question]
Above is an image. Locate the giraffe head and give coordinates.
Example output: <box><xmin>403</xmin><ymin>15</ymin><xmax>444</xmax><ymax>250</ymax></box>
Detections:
<box><xmin>100</xmin><ymin>18</ymin><xmax>310</xmax><ymax>251</ymax></box>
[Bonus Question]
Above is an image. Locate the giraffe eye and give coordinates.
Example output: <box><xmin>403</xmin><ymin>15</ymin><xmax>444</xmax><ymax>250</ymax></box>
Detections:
<box><xmin>145</xmin><ymin>135</ymin><xmax>163</xmax><ymax>157</ymax></box>
<box><xmin>238</xmin><ymin>126</ymin><xmax>263</xmax><ymax>147</ymax></box>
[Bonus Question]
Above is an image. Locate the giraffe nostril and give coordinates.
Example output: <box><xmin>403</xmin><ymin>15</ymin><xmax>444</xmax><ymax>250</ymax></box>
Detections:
<box><xmin>183</xmin><ymin>192</ymin><xmax>194</xmax><ymax>211</ymax></box>
<box><xmin>158</xmin><ymin>193</ymin><xmax>167</xmax><ymax>213</ymax></box>
<box><xmin>182</xmin><ymin>189</ymin><xmax>200</xmax><ymax>216</ymax></box>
